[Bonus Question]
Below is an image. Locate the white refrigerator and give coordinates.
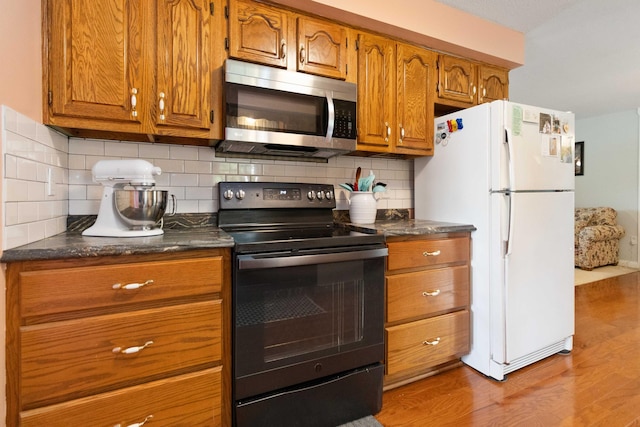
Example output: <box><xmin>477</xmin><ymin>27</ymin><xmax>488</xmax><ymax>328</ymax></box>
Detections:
<box><xmin>414</xmin><ymin>100</ymin><xmax>575</xmax><ymax>381</ymax></box>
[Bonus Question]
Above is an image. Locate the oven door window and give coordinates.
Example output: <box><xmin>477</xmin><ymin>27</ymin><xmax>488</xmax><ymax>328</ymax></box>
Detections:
<box><xmin>234</xmin><ymin>255</ymin><xmax>384</xmax><ymax>380</ymax></box>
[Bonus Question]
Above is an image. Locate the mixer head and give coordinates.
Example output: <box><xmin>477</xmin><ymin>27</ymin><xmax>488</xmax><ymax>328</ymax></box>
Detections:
<box><xmin>92</xmin><ymin>159</ymin><xmax>162</xmax><ymax>188</ymax></box>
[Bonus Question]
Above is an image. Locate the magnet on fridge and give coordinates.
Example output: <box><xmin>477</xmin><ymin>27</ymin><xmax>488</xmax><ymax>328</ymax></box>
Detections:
<box><xmin>456</xmin><ymin>118</ymin><xmax>463</xmax><ymax>130</ymax></box>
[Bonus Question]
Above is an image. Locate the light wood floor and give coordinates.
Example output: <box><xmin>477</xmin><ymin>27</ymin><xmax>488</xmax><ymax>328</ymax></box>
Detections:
<box><xmin>375</xmin><ymin>272</ymin><xmax>640</xmax><ymax>426</ymax></box>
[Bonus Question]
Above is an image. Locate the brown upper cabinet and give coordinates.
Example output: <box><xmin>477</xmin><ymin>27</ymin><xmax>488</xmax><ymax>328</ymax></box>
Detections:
<box><xmin>227</xmin><ymin>0</ymin><xmax>350</xmax><ymax>80</ymax></box>
<box><xmin>436</xmin><ymin>54</ymin><xmax>509</xmax><ymax>109</ymax></box>
<box><xmin>356</xmin><ymin>33</ymin><xmax>437</xmax><ymax>157</ymax></box>
<box><xmin>43</xmin><ymin>0</ymin><xmax>224</xmax><ymax>143</ymax></box>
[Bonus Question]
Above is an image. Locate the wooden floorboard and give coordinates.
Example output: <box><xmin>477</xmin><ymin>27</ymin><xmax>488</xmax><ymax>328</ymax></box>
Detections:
<box><xmin>375</xmin><ymin>272</ymin><xmax>640</xmax><ymax>426</ymax></box>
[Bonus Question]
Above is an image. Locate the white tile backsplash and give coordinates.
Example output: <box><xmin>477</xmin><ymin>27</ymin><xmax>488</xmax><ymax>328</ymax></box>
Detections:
<box><xmin>2</xmin><ymin>105</ymin><xmax>415</xmax><ymax>249</ymax></box>
<box><xmin>2</xmin><ymin>106</ymin><xmax>69</xmax><ymax>249</ymax></box>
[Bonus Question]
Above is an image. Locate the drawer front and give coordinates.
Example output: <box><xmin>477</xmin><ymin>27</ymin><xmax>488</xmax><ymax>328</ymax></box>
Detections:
<box><xmin>21</xmin><ymin>300</ymin><xmax>222</xmax><ymax>407</ymax></box>
<box><xmin>20</xmin><ymin>367</ymin><xmax>222</xmax><ymax>427</ymax></box>
<box><xmin>20</xmin><ymin>257</ymin><xmax>224</xmax><ymax>317</ymax></box>
<box><xmin>385</xmin><ymin>310</ymin><xmax>470</xmax><ymax>375</ymax></box>
<box><xmin>387</xmin><ymin>265</ymin><xmax>469</xmax><ymax>323</ymax></box>
<box><xmin>387</xmin><ymin>237</ymin><xmax>469</xmax><ymax>271</ymax></box>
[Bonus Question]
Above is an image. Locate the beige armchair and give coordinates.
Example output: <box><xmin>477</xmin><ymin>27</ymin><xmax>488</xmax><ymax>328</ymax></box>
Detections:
<box><xmin>575</xmin><ymin>207</ymin><xmax>625</xmax><ymax>270</ymax></box>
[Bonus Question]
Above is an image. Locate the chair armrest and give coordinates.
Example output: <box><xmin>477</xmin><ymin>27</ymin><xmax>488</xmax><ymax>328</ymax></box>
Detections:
<box><xmin>578</xmin><ymin>225</ymin><xmax>625</xmax><ymax>242</ymax></box>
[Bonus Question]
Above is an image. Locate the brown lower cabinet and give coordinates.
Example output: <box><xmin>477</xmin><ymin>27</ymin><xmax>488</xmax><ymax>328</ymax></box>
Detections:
<box><xmin>6</xmin><ymin>249</ymin><xmax>231</xmax><ymax>426</ymax></box>
<box><xmin>384</xmin><ymin>233</ymin><xmax>471</xmax><ymax>389</ymax></box>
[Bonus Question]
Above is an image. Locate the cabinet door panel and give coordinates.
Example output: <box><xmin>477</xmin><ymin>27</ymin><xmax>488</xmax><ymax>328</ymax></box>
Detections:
<box><xmin>396</xmin><ymin>44</ymin><xmax>436</xmax><ymax>155</ymax></box>
<box><xmin>437</xmin><ymin>55</ymin><xmax>476</xmax><ymax>105</ymax></box>
<box><xmin>228</xmin><ymin>0</ymin><xmax>288</xmax><ymax>68</ymax></box>
<box><xmin>479</xmin><ymin>65</ymin><xmax>509</xmax><ymax>104</ymax></box>
<box><xmin>297</xmin><ymin>17</ymin><xmax>347</xmax><ymax>79</ymax></box>
<box><xmin>357</xmin><ymin>33</ymin><xmax>395</xmax><ymax>150</ymax></box>
<box><xmin>46</xmin><ymin>0</ymin><xmax>144</xmax><ymax>125</ymax></box>
<box><xmin>154</xmin><ymin>0</ymin><xmax>212</xmax><ymax>131</ymax></box>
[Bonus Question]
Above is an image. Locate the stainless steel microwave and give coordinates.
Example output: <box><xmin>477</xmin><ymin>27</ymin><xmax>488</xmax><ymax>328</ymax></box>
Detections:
<box><xmin>217</xmin><ymin>59</ymin><xmax>357</xmax><ymax>161</ymax></box>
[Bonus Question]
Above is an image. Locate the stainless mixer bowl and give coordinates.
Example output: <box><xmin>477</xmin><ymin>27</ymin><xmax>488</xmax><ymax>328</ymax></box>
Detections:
<box><xmin>114</xmin><ymin>189</ymin><xmax>168</xmax><ymax>230</ymax></box>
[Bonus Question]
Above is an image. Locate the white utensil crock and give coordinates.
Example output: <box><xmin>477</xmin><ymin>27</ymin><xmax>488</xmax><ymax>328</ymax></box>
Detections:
<box><xmin>348</xmin><ymin>191</ymin><xmax>378</xmax><ymax>224</ymax></box>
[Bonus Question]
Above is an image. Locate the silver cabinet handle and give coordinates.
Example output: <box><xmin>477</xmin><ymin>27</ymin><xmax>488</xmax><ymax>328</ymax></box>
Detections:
<box><xmin>422</xmin><ymin>289</ymin><xmax>441</xmax><ymax>297</ymax></box>
<box><xmin>423</xmin><ymin>337</ymin><xmax>441</xmax><ymax>346</ymax></box>
<box><xmin>112</xmin><ymin>279</ymin><xmax>153</xmax><ymax>290</ymax></box>
<box><xmin>112</xmin><ymin>340</ymin><xmax>154</xmax><ymax>355</ymax></box>
<box><xmin>422</xmin><ymin>250</ymin><xmax>441</xmax><ymax>257</ymax></box>
<box><xmin>114</xmin><ymin>415</ymin><xmax>154</xmax><ymax>427</ymax></box>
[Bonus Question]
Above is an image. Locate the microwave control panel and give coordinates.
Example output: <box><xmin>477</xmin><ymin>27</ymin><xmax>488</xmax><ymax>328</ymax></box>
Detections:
<box><xmin>332</xmin><ymin>99</ymin><xmax>356</xmax><ymax>139</ymax></box>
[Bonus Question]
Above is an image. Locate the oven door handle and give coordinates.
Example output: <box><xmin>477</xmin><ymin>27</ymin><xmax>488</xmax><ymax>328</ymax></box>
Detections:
<box><xmin>237</xmin><ymin>248</ymin><xmax>388</xmax><ymax>270</ymax></box>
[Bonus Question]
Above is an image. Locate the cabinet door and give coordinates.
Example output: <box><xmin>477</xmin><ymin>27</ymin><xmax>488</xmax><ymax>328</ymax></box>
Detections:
<box><xmin>356</xmin><ymin>33</ymin><xmax>395</xmax><ymax>151</ymax></box>
<box><xmin>153</xmin><ymin>0</ymin><xmax>213</xmax><ymax>133</ymax></box>
<box><xmin>478</xmin><ymin>65</ymin><xmax>509</xmax><ymax>104</ymax></box>
<box><xmin>395</xmin><ymin>44</ymin><xmax>436</xmax><ymax>155</ymax></box>
<box><xmin>228</xmin><ymin>0</ymin><xmax>288</xmax><ymax>68</ymax></box>
<box><xmin>437</xmin><ymin>55</ymin><xmax>477</xmax><ymax>105</ymax></box>
<box><xmin>45</xmin><ymin>0</ymin><xmax>145</xmax><ymax>128</ymax></box>
<box><xmin>297</xmin><ymin>16</ymin><xmax>347</xmax><ymax>80</ymax></box>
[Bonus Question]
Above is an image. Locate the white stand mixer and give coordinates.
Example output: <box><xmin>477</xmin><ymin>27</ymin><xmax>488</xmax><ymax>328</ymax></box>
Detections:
<box><xmin>82</xmin><ymin>159</ymin><xmax>165</xmax><ymax>237</ymax></box>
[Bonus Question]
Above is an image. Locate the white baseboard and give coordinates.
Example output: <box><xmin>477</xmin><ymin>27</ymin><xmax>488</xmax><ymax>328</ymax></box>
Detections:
<box><xmin>618</xmin><ymin>260</ymin><xmax>639</xmax><ymax>269</ymax></box>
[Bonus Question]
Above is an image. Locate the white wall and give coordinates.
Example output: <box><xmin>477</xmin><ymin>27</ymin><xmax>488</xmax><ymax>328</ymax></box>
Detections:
<box><xmin>575</xmin><ymin>110</ymin><xmax>640</xmax><ymax>267</ymax></box>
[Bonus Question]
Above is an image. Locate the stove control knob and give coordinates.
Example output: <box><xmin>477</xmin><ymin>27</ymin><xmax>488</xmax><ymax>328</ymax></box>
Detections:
<box><xmin>236</xmin><ymin>189</ymin><xmax>245</xmax><ymax>200</ymax></box>
<box><xmin>307</xmin><ymin>191</ymin><xmax>315</xmax><ymax>200</ymax></box>
<box><xmin>223</xmin><ymin>189</ymin><xmax>234</xmax><ymax>200</ymax></box>
<box><xmin>325</xmin><ymin>191</ymin><xmax>333</xmax><ymax>200</ymax></box>
<box><xmin>316</xmin><ymin>191</ymin><xmax>324</xmax><ymax>200</ymax></box>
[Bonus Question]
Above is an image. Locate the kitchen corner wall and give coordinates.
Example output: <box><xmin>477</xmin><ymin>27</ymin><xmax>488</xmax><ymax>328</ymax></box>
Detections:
<box><xmin>2</xmin><ymin>106</ymin><xmax>414</xmax><ymax>250</ymax></box>
<box><xmin>2</xmin><ymin>106</ymin><xmax>69</xmax><ymax>250</ymax></box>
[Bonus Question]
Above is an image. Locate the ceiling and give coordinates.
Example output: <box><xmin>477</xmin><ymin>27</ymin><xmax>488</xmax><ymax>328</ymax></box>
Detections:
<box><xmin>435</xmin><ymin>0</ymin><xmax>640</xmax><ymax>119</ymax></box>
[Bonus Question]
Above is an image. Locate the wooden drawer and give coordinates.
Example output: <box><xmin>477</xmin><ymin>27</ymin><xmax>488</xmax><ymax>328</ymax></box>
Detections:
<box><xmin>387</xmin><ymin>237</ymin><xmax>469</xmax><ymax>271</ymax></box>
<box><xmin>20</xmin><ymin>367</ymin><xmax>222</xmax><ymax>427</ymax></box>
<box><xmin>20</xmin><ymin>300</ymin><xmax>221</xmax><ymax>407</ymax></box>
<box><xmin>386</xmin><ymin>265</ymin><xmax>469</xmax><ymax>323</ymax></box>
<box><xmin>385</xmin><ymin>310</ymin><xmax>470</xmax><ymax>375</ymax></box>
<box><xmin>19</xmin><ymin>257</ymin><xmax>223</xmax><ymax>318</ymax></box>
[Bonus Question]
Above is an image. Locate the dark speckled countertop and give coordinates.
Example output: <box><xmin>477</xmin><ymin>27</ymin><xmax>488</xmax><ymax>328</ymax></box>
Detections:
<box><xmin>1</xmin><ymin>216</ymin><xmax>475</xmax><ymax>263</ymax></box>
<box><xmin>0</xmin><ymin>227</ymin><xmax>235</xmax><ymax>263</ymax></box>
<box><xmin>349</xmin><ymin>219</ymin><xmax>476</xmax><ymax>236</ymax></box>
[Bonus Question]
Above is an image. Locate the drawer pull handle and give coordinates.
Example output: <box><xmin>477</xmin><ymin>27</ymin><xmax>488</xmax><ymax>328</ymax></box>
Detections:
<box><xmin>423</xmin><ymin>337</ymin><xmax>441</xmax><ymax>346</ymax></box>
<box><xmin>422</xmin><ymin>250</ymin><xmax>441</xmax><ymax>257</ymax></box>
<box><xmin>113</xmin><ymin>340</ymin><xmax>154</xmax><ymax>355</ymax></box>
<box><xmin>112</xmin><ymin>279</ymin><xmax>153</xmax><ymax>290</ymax></box>
<box><xmin>115</xmin><ymin>415</ymin><xmax>153</xmax><ymax>427</ymax></box>
<box><xmin>422</xmin><ymin>289</ymin><xmax>441</xmax><ymax>297</ymax></box>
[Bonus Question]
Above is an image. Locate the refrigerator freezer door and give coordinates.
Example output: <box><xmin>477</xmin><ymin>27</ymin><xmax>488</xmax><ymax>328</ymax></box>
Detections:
<box><xmin>490</xmin><ymin>190</ymin><xmax>575</xmax><ymax>365</ymax></box>
<box><xmin>492</xmin><ymin>101</ymin><xmax>575</xmax><ymax>192</ymax></box>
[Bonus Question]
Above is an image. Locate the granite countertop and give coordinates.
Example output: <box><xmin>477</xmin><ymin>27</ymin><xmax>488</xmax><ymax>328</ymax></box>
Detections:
<box><xmin>350</xmin><ymin>219</ymin><xmax>476</xmax><ymax>236</ymax></box>
<box><xmin>0</xmin><ymin>226</ymin><xmax>235</xmax><ymax>263</ymax></box>
<box><xmin>1</xmin><ymin>218</ymin><xmax>475</xmax><ymax>263</ymax></box>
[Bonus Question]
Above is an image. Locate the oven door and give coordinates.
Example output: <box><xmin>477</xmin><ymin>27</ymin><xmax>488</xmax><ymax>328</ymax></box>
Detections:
<box><xmin>233</xmin><ymin>245</ymin><xmax>387</xmax><ymax>401</ymax></box>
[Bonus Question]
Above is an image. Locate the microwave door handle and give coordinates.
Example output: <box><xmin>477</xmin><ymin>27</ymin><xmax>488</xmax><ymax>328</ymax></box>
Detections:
<box><xmin>325</xmin><ymin>91</ymin><xmax>335</xmax><ymax>141</ymax></box>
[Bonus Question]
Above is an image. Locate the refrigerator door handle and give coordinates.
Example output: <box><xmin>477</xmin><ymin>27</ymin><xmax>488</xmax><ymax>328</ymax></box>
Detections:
<box><xmin>503</xmin><ymin>192</ymin><xmax>513</xmax><ymax>256</ymax></box>
<box><xmin>504</xmin><ymin>128</ymin><xmax>515</xmax><ymax>191</ymax></box>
